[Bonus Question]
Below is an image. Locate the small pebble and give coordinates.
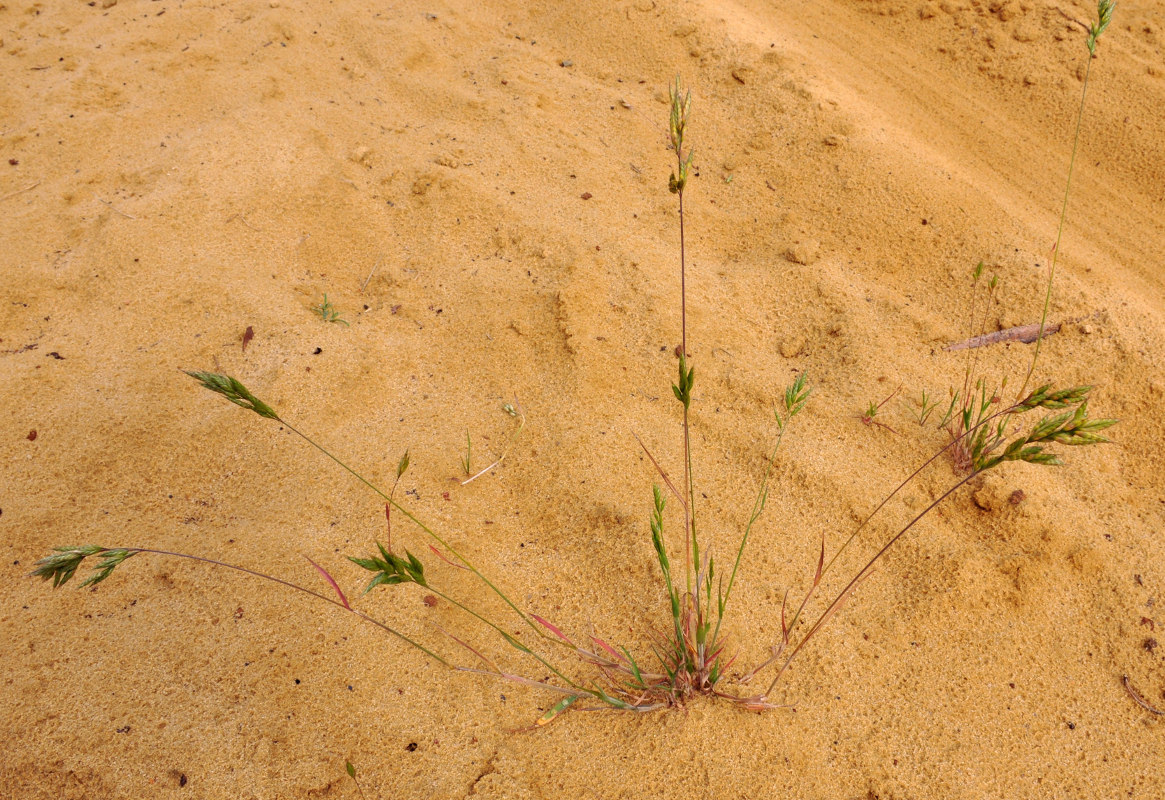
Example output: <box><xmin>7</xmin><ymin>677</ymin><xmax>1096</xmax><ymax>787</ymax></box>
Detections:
<box><xmin>779</xmin><ymin>336</ymin><xmax>805</xmax><ymax>358</ymax></box>
<box><xmin>785</xmin><ymin>239</ymin><xmax>820</xmax><ymax>265</ymax></box>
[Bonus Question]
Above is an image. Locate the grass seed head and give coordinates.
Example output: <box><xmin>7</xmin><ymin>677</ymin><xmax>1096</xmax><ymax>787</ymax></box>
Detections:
<box><xmin>185</xmin><ymin>371</ymin><xmax>281</xmax><ymax>420</ymax></box>
<box><xmin>1088</xmin><ymin>0</ymin><xmax>1116</xmax><ymax>54</ymax></box>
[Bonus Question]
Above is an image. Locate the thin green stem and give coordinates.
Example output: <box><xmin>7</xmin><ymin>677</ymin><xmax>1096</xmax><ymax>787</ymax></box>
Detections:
<box><xmin>678</xmin><ymin>191</ymin><xmax>694</xmax><ymax>603</ymax></box>
<box><xmin>278</xmin><ymin>420</ymin><xmax>550</xmax><ymax>645</ymax></box>
<box><xmin>124</xmin><ymin>547</ymin><xmax>449</xmax><ymax>665</ymax></box>
<box><xmin>960</xmin><ymin>266</ymin><xmax>983</xmax><ymax>411</ymax></box>
<box><xmin>963</xmin><ymin>278</ymin><xmax>997</xmax><ymax>440</ymax></box>
<box><xmin>711</xmin><ymin>427</ymin><xmax>786</xmax><ymax>647</ymax></box>
<box><xmin>426</xmin><ymin>587</ymin><xmax>582</xmax><ymax>691</ymax></box>
<box><xmin>680</xmin><ymin>194</ymin><xmax>688</xmax><ymax>358</ymax></box>
<box><xmin>783</xmin><ymin>400</ymin><xmax>1026</xmax><ymax>635</ymax></box>
<box><xmin>1018</xmin><ymin>54</ymin><xmax>1093</xmax><ymax>400</ymax></box>
<box><xmin>684</xmin><ymin>404</ymin><xmax>698</xmax><ymax>601</ymax></box>
<box><xmin>765</xmin><ymin>472</ymin><xmax>977</xmax><ymax>696</ymax></box>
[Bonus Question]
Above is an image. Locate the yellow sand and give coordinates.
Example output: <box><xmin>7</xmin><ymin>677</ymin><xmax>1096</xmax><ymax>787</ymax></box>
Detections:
<box><xmin>3</xmin><ymin>0</ymin><xmax>1163</xmax><ymax>797</ymax></box>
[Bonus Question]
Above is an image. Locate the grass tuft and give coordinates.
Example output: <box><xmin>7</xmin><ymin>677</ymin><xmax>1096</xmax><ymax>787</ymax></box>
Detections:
<box><xmin>312</xmin><ymin>293</ymin><xmax>349</xmax><ymax>326</ymax></box>
<box><xmin>32</xmin><ymin>2</ymin><xmax>1119</xmax><ymax>725</ymax></box>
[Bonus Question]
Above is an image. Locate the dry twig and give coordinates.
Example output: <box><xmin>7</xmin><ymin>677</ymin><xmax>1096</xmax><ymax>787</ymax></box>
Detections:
<box><xmin>1</xmin><ymin>182</ymin><xmax>40</xmax><ymax>202</ymax></box>
<box><xmin>98</xmin><ymin>198</ymin><xmax>136</xmax><ymax>219</ymax></box>
<box><xmin>1123</xmin><ymin>675</ymin><xmax>1164</xmax><ymax>715</ymax></box>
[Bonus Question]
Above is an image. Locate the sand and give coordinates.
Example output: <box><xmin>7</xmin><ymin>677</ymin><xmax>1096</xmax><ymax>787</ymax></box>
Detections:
<box><xmin>2</xmin><ymin>0</ymin><xmax>1163</xmax><ymax>797</ymax></box>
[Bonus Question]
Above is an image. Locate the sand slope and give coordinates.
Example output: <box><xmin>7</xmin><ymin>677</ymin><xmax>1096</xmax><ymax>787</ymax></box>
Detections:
<box><xmin>2</xmin><ymin>0</ymin><xmax>1163</xmax><ymax>797</ymax></box>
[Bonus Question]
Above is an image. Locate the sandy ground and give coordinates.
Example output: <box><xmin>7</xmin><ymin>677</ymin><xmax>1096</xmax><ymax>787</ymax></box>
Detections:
<box><xmin>3</xmin><ymin>0</ymin><xmax>1164</xmax><ymax>797</ymax></box>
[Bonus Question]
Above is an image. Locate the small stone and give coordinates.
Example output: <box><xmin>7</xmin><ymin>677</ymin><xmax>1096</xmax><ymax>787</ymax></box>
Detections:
<box><xmin>101</xmin><ymin>0</ymin><xmax>117</xmax><ymax>7</ymax></box>
<box><xmin>559</xmin><ymin>59</ymin><xmax>573</xmax><ymax>68</ymax></box>
<box><xmin>411</xmin><ymin>173</ymin><xmax>437</xmax><ymax>195</ymax></box>
<box><xmin>779</xmin><ymin>336</ymin><xmax>805</xmax><ymax>358</ymax></box>
<box><xmin>972</xmin><ymin>487</ymin><xmax>996</xmax><ymax>512</ymax></box>
<box><xmin>1012</xmin><ymin>25</ymin><xmax>1036</xmax><ymax>43</ymax></box>
<box><xmin>785</xmin><ymin>239</ymin><xmax>820</xmax><ymax>265</ymax></box>
<box><xmin>823</xmin><ymin>133</ymin><xmax>844</xmax><ymax>146</ymax></box>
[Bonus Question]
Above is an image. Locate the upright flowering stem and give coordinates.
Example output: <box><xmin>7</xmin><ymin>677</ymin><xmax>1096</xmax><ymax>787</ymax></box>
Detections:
<box><xmin>1018</xmin><ymin>0</ymin><xmax>1115</xmax><ymax>400</ymax></box>
<box><xmin>668</xmin><ymin>78</ymin><xmax>698</xmax><ymax>647</ymax></box>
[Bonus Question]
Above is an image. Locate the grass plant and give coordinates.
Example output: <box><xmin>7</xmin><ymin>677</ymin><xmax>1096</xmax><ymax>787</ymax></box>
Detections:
<box><xmin>942</xmin><ymin>262</ymin><xmax>1003</xmax><ymax>468</ymax></box>
<box><xmin>460</xmin><ymin>401</ymin><xmax>525</xmax><ymax>486</ymax></box>
<box><xmin>911</xmin><ymin>389</ymin><xmax>939</xmax><ymax>427</ymax></box>
<box><xmin>313</xmin><ymin>293</ymin><xmax>349</xmax><ymax>326</ymax></box>
<box><xmin>860</xmin><ymin>386</ymin><xmax>901</xmax><ymax>434</ymax></box>
<box><xmin>33</xmin><ymin>3</ymin><xmax>1117</xmax><ymax>723</ymax></box>
<box><xmin>1018</xmin><ymin>0</ymin><xmax>1115</xmax><ymax>399</ymax></box>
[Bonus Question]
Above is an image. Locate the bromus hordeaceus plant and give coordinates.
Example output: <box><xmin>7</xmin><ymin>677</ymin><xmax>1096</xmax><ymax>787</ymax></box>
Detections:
<box><xmin>34</xmin><ymin>5</ymin><xmax>1117</xmax><ymax>724</ymax></box>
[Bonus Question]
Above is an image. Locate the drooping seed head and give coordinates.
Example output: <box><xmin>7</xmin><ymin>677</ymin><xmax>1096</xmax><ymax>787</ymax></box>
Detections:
<box><xmin>185</xmin><ymin>371</ymin><xmax>280</xmax><ymax>420</ymax></box>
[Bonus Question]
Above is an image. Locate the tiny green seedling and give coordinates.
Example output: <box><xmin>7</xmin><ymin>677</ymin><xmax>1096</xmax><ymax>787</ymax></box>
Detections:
<box><xmin>384</xmin><ymin>449</ymin><xmax>409</xmax><ymax>553</ymax></box>
<box><xmin>860</xmin><ymin>386</ymin><xmax>901</xmax><ymax>434</ymax></box>
<box><xmin>313</xmin><ymin>294</ymin><xmax>349</xmax><ymax>326</ymax></box>
<box><xmin>345</xmin><ymin>761</ymin><xmax>368</xmax><ymax>800</ymax></box>
<box><xmin>460</xmin><ymin>401</ymin><xmax>524</xmax><ymax>486</ymax></box>
<box><xmin>911</xmin><ymin>389</ymin><xmax>939</xmax><ymax>427</ymax></box>
<box><xmin>461</xmin><ymin>430</ymin><xmax>472</xmax><ymax>476</ymax></box>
